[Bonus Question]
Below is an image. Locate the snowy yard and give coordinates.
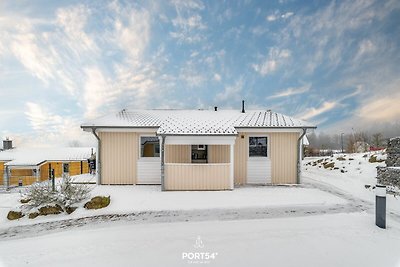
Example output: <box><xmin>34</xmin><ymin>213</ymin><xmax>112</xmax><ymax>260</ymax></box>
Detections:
<box><xmin>1</xmin><ymin>213</ymin><xmax>400</xmax><ymax>267</ymax></box>
<box><xmin>0</xmin><ymin>183</ymin><xmax>346</xmax><ymax>227</ymax></box>
<box><xmin>1</xmin><ymin>151</ymin><xmax>400</xmax><ymax>266</ymax></box>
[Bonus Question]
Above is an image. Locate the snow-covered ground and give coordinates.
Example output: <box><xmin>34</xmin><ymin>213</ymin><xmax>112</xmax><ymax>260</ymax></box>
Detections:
<box><xmin>302</xmin><ymin>151</ymin><xmax>400</xmax><ymax>215</ymax></box>
<box><xmin>1</xmin><ymin>151</ymin><xmax>400</xmax><ymax>266</ymax></box>
<box><xmin>1</xmin><ymin>212</ymin><xmax>400</xmax><ymax>267</ymax></box>
<box><xmin>0</xmin><ymin>184</ymin><xmax>346</xmax><ymax>227</ymax></box>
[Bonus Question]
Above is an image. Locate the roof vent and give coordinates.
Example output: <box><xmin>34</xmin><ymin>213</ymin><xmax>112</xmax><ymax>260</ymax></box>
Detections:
<box><xmin>3</xmin><ymin>138</ymin><xmax>12</xmax><ymax>150</ymax></box>
<box><xmin>241</xmin><ymin>100</ymin><xmax>245</xmax><ymax>113</ymax></box>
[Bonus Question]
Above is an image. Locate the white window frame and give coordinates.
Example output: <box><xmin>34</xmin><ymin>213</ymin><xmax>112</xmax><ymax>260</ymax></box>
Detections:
<box><xmin>138</xmin><ymin>134</ymin><xmax>161</xmax><ymax>161</ymax></box>
<box><xmin>248</xmin><ymin>134</ymin><xmax>270</xmax><ymax>159</ymax></box>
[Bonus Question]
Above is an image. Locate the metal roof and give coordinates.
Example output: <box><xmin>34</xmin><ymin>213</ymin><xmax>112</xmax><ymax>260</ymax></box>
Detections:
<box><xmin>81</xmin><ymin>109</ymin><xmax>316</xmax><ymax>135</ymax></box>
<box><xmin>0</xmin><ymin>147</ymin><xmax>95</xmax><ymax>167</ymax></box>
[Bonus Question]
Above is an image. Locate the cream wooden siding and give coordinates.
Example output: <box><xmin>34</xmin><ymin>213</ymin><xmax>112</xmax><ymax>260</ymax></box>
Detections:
<box><xmin>0</xmin><ymin>162</ymin><xmax>4</xmax><ymax>186</ymax></box>
<box><xmin>165</xmin><ymin>145</ymin><xmax>191</xmax><ymax>163</ymax></box>
<box><xmin>270</xmin><ymin>132</ymin><xmax>299</xmax><ymax>184</ymax></box>
<box><xmin>234</xmin><ymin>134</ymin><xmax>248</xmax><ymax>185</ymax></box>
<box><xmin>165</xmin><ymin>163</ymin><xmax>230</xmax><ymax>190</ymax></box>
<box><xmin>208</xmin><ymin>145</ymin><xmax>230</xmax><ymax>163</ymax></box>
<box><xmin>100</xmin><ymin>132</ymin><xmax>138</xmax><ymax>185</ymax></box>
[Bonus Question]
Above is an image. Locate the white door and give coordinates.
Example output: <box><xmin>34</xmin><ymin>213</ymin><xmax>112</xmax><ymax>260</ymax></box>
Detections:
<box><xmin>247</xmin><ymin>136</ymin><xmax>271</xmax><ymax>184</ymax></box>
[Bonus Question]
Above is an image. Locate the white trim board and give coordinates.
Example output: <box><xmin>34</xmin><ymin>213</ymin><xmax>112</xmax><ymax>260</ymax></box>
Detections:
<box><xmin>165</xmin><ymin>136</ymin><xmax>236</xmax><ymax>145</ymax></box>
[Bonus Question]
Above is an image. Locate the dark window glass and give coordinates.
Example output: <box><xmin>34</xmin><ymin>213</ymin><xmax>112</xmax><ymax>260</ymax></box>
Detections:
<box><xmin>141</xmin><ymin>137</ymin><xmax>160</xmax><ymax>157</ymax></box>
<box><xmin>249</xmin><ymin>137</ymin><xmax>268</xmax><ymax>157</ymax></box>
<box><xmin>191</xmin><ymin>145</ymin><xmax>208</xmax><ymax>163</ymax></box>
<box><xmin>63</xmin><ymin>163</ymin><xmax>69</xmax><ymax>173</ymax></box>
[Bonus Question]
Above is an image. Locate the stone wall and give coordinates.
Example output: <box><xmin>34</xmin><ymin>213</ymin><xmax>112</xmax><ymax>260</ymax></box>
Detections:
<box><xmin>377</xmin><ymin>137</ymin><xmax>400</xmax><ymax>189</ymax></box>
<box><xmin>386</xmin><ymin>137</ymin><xmax>400</xmax><ymax>167</ymax></box>
<box><xmin>377</xmin><ymin>166</ymin><xmax>400</xmax><ymax>188</ymax></box>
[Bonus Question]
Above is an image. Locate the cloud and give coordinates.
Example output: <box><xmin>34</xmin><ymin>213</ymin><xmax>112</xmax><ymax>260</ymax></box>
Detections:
<box><xmin>213</xmin><ymin>73</ymin><xmax>221</xmax><ymax>81</ymax></box>
<box><xmin>252</xmin><ymin>47</ymin><xmax>291</xmax><ymax>76</ymax></box>
<box><xmin>358</xmin><ymin>95</ymin><xmax>400</xmax><ymax>122</ymax></box>
<box><xmin>170</xmin><ymin>0</ymin><xmax>206</xmax><ymax>43</ymax></box>
<box><xmin>216</xmin><ymin>78</ymin><xmax>243</xmax><ymax>102</ymax></box>
<box><xmin>24</xmin><ymin>102</ymin><xmax>89</xmax><ymax>146</ymax></box>
<box><xmin>268</xmin><ymin>84</ymin><xmax>311</xmax><ymax>99</ymax></box>
<box><xmin>266</xmin><ymin>11</ymin><xmax>294</xmax><ymax>21</ymax></box>
<box><xmin>299</xmin><ymin>101</ymin><xmax>337</xmax><ymax>120</ymax></box>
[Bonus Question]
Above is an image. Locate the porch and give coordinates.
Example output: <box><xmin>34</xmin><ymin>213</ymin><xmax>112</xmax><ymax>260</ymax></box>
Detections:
<box><xmin>161</xmin><ymin>135</ymin><xmax>235</xmax><ymax>191</ymax></box>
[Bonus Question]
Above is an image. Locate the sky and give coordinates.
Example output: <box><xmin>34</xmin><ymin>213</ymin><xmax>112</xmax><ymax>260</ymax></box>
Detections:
<box><xmin>0</xmin><ymin>0</ymin><xmax>399</xmax><ymax>147</ymax></box>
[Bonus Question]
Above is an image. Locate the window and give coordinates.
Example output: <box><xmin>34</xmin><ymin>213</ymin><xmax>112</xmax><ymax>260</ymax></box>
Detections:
<box><xmin>63</xmin><ymin>163</ymin><xmax>70</xmax><ymax>173</ymax></box>
<box><xmin>249</xmin><ymin>137</ymin><xmax>268</xmax><ymax>157</ymax></box>
<box><xmin>191</xmin><ymin>145</ymin><xmax>208</xmax><ymax>163</ymax></box>
<box><xmin>141</xmin><ymin>136</ymin><xmax>160</xmax><ymax>157</ymax></box>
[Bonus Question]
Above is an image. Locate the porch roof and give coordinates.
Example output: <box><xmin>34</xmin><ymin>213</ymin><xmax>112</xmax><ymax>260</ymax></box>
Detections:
<box><xmin>81</xmin><ymin>109</ymin><xmax>316</xmax><ymax>135</ymax></box>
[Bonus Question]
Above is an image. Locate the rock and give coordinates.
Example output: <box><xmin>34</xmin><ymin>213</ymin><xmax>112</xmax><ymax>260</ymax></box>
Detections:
<box><xmin>84</xmin><ymin>196</ymin><xmax>110</xmax><ymax>210</ymax></box>
<box><xmin>369</xmin><ymin>155</ymin><xmax>384</xmax><ymax>163</ymax></box>
<box><xmin>20</xmin><ymin>198</ymin><xmax>31</xmax><ymax>204</ymax></box>
<box><xmin>38</xmin><ymin>204</ymin><xmax>63</xmax><ymax>216</ymax></box>
<box><xmin>29</xmin><ymin>212</ymin><xmax>39</xmax><ymax>219</ymax></box>
<box><xmin>365</xmin><ymin>185</ymin><xmax>371</xmax><ymax>189</ymax></box>
<box><xmin>337</xmin><ymin>157</ymin><xmax>346</xmax><ymax>161</ymax></box>
<box><xmin>341</xmin><ymin>169</ymin><xmax>345</xmax><ymax>173</ymax></box>
<box><xmin>348</xmin><ymin>158</ymin><xmax>355</xmax><ymax>161</ymax></box>
<box><xmin>65</xmin><ymin>206</ymin><xmax>77</xmax><ymax>214</ymax></box>
<box><xmin>7</xmin><ymin>211</ymin><xmax>23</xmax><ymax>220</ymax></box>
<box><xmin>323</xmin><ymin>162</ymin><xmax>335</xmax><ymax>169</ymax></box>
<box><xmin>334</xmin><ymin>167</ymin><xmax>339</xmax><ymax>170</ymax></box>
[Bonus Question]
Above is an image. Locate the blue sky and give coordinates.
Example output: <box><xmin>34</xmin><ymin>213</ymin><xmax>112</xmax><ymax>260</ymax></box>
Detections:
<box><xmin>0</xmin><ymin>0</ymin><xmax>399</xmax><ymax>147</ymax></box>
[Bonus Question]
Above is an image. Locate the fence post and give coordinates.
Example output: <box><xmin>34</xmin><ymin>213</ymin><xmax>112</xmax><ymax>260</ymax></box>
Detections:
<box><xmin>375</xmin><ymin>184</ymin><xmax>386</xmax><ymax>229</ymax></box>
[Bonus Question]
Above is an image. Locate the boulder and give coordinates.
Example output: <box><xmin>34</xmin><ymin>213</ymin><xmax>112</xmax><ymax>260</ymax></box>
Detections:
<box><xmin>7</xmin><ymin>211</ymin><xmax>23</xmax><ymax>220</ymax></box>
<box><xmin>20</xmin><ymin>198</ymin><xmax>31</xmax><ymax>204</ymax></box>
<box><xmin>29</xmin><ymin>212</ymin><xmax>39</xmax><ymax>219</ymax></box>
<box><xmin>65</xmin><ymin>206</ymin><xmax>77</xmax><ymax>214</ymax></box>
<box><xmin>323</xmin><ymin>162</ymin><xmax>335</xmax><ymax>169</ymax></box>
<box><xmin>84</xmin><ymin>196</ymin><xmax>110</xmax><ymax>210</ymax></box>
<box><xmin>38</xmin><ymin>204</ymin><xmax>63</xmax><ymax>216</ymax></box>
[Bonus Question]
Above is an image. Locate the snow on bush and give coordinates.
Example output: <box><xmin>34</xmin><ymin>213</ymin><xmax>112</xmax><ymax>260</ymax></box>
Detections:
<box><xmin>22</xmin><ymin>174</ymin><xmax>91</xmax><ymax>211</ymax></box>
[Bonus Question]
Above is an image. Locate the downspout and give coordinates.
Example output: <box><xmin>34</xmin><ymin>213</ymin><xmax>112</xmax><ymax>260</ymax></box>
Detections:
<box><xmin>91</xmin><ymin>128</ymin><xmax>101</xmax><ymax>185</ymax></box>
<box><xmin>160</xmin><ymin>135</ymin><xmax>166</xmax><ymax>191</ymax></box>
<box><xmin>297</xmin><ymin>128</ymin><xmax>307</xmax><ymax>184</ymax></box>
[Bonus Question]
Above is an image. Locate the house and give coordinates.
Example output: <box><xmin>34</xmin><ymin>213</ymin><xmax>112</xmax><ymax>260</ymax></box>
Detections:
<box><xmin>0</xmin><ymin>142</ymin><xmax>95</xmax><ymax>187</ymax></box>
<box><xmin>81</xmin><ymin>104</ymin><xmax>316</xmax><ymax>190</ymax></box>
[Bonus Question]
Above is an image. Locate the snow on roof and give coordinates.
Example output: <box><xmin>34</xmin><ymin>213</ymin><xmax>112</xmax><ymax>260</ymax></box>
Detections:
<box><xmin>81</xmin><ymin>109</ymin><xmax>316</xmax><ymax>135</ymax></box>
<box><xmin>0</xmin><ymin>147</ymin><xmax>95</xmax><ymax>167</ymax></box>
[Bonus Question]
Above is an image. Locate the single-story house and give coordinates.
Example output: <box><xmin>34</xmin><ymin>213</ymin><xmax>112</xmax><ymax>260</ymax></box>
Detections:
<box><xmin>0</xmin><ymin>146</ymin><xmax>95</xmax><ymax>187</ymax></box>
<box><xmin>81</xmin><ymin>104</ymin><xmax>316</xmax><ymax>191</ymax></box>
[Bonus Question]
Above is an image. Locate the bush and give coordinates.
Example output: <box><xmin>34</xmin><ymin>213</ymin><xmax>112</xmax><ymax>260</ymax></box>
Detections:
<box><xmin>22</xmin><ymin>174</ymin><xmax>91</xmax><ymax>210</ymax></box>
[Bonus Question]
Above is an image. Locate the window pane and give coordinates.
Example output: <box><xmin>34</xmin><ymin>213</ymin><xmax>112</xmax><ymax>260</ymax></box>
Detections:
<box><xmin>249</xmin><ymin>137</ymin><xmax>268</xmax><ymax>157</ymax></box>
<box><xmin>191</xmin><ymin>145</ymin><xmax>208</xmax><ymax>163</ymax></box>
<box><xmin>141</xmin><ymin>137</ymin><xmax>160</xmax><ymax>157</ymax></box>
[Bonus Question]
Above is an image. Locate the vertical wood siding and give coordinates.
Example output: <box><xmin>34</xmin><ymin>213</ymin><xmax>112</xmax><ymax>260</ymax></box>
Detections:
<box><xmin>0</xmin><ymin>162</ymin><xmax>3</xmax><ymax>185</ymax></box>
<box><xmin>165</xmin><ymin>164</ymin><xmax>231</xmax><ymax>190</ymax></box>
<box><xmin>100</xmin><ymin>132</ymin><xmax>138</xmax><ymax>185</ymax></box>
<box><xmin>234</xmin><ymin>133</ymin><xmax>248</xmax><ymax>185</ymax></box>
<box><xmin>165</xmin><ymin>145</ymin><xmax>191</xmax><ymax>163</ymax></box>
<box><xmin>270</xmin><ymin>132</ymin><xmax>299</xmax><ymax>184</ymax></box>
<box><xmin>208</xmin><ymin>145</ymin><xmax>230</xmax><ymax>163</ymax></box>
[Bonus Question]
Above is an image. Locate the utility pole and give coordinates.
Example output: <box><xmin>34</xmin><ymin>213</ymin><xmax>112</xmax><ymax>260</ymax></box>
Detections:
<box><xmin>341</xmin><ymin>133</ymin><xmax>344</xmax><ymax>153</ymax></box>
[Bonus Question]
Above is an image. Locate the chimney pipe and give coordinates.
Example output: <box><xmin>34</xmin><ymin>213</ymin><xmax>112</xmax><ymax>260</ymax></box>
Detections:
<box><xmin>3</xmin><ymin>138</ymin><xmax>12</xmax><ymax>150</ymax></box>
<box><xmin>214</xmin><ymin>106</ymin><xmax>218</xmax><ymax>111</ymax></box>
<box><xmin>241</xmin><ymin>100</ymin><xmax>245</xmax><ymax>113</ymax></box>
